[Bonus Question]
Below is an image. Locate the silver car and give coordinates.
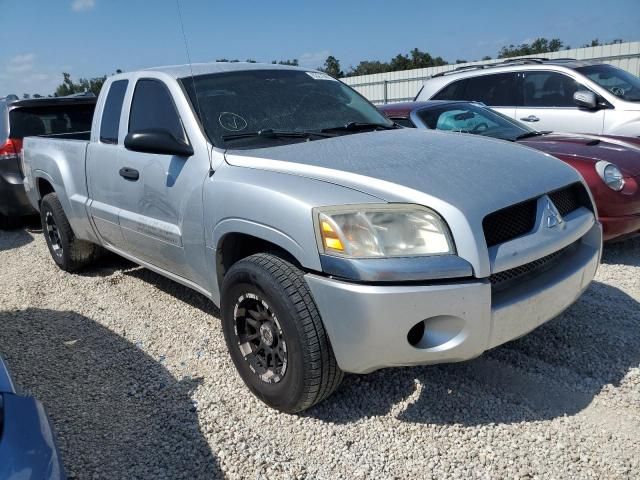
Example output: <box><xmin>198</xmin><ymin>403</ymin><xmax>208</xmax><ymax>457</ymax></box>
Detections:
<box><xmin>415</xmin><ymin>58</ymin><xmax>640</xmax><ymax>136</ymax></box>
<box><xmin>22</xmin><ymin>63</ymin><xmax>602</xmax><ymax>412</ymax></box>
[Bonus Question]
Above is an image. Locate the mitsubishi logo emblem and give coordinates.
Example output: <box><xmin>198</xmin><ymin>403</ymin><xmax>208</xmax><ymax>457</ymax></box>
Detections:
<box><xmin>544</xmin><ymin>199</ymin><xmax>563</xmax><ymax>228</ymax></box>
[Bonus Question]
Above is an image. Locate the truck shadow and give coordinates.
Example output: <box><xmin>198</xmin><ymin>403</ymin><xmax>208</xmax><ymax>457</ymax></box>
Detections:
<box><xmin>0</xmin><ymin>215</ymin><xmax>40</xmax><ymax>250</ymax></box>
<box><xmin>601</xmin><ymin>236</ymin><xmax>640</xmax><ymax>267</ymax></box>
<box><xmin>306</xmin><ymin>281</ymin><xmax>639</xmax><ymax>426</ymax></box>
<box><xmin>0</xmin><ymin>228</ymin><xmax>33</xmax><ymax>251</ymax></box>
<box><xmin>124</xmin><ymin>267</ymin><xmax>217</xmax><ymax>316</ymax></box>
<box><xmin>76</xmin><ymin>255</ymin><xmax>216</xmax><ymax>316</ymax></box>
<box><xmin>0</xmin><ymin>308</ymin><xmax>222</xmax><ymax>479</ymax></box>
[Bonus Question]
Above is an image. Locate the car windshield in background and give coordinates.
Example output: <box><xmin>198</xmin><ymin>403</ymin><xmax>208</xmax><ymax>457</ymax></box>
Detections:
<box><xmin>576</xmin><ymin>64</ymin><xmax>640</xmax><ymax>102</ymax></box>
<box><xmin>9</xmin><ymin>104</ymin><xmax>95</xmax><ymax>138</ymax></box>
<box><xmin>417</xmin><ymin>102</ymin><xmax>534</xmax><ymax>141</ymax></box>
<box><xmin>180</xmin><ymin>69</ymin><xmax>393</xmax><ymax>148</ymax></box>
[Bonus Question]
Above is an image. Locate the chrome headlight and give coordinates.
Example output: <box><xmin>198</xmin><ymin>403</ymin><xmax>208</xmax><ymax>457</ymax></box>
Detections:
<box><xmin>314</xmin><ymin>204</ymin><xmax>454</xmax><ymax>258</ymax></box>
<box><xmin>595</xmin><ymin>161</ymin><xmax>625</xmax><ymax>191</ymax></box>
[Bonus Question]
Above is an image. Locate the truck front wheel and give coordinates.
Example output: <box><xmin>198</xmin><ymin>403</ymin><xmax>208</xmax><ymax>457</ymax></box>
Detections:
<box><xmin>220</xmin><ymin>253</ymin><xmax>343</xmax><ymax>413</ymax></box>
<box><xmin>40</xmin><ymin>193</ymin><xmax>100</xmax><ymax>272</ymax></box>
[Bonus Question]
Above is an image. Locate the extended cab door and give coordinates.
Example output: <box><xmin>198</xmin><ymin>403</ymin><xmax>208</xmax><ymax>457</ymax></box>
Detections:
<box><xmin>116</xmin><ymin>77</ymin><xmax>210</xmax><ymax>280</ymax></box>
<box><xmin>515</xmin><ymin>70</ymin><xmax>605</xmax><ymax>134</ymax></box>
<box><xmin>86</xmin><ymin>79</ymin><xmax>129</xmax><ymax>248</ymax></box>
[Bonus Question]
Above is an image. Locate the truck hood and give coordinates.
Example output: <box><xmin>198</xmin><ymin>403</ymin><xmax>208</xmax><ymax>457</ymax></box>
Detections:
<box><xmin>225</xmin><ymin>129</ymin><xmax>581</xmax><ymax>220</ymax></box>
<box><xmin>518</xmin><ymin>133</ymin><xmax>640</xmax><ymax>177</ymax></box>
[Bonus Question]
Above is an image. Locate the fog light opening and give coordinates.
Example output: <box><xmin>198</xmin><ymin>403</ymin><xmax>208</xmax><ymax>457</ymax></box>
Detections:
<box><xmin>407</xmin><ymin>321</ymin><xmax>426</xmax><ymax>347</ymax></box>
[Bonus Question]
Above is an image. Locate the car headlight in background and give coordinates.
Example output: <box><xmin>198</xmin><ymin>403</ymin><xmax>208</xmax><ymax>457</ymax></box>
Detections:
<box><xmin>314</xmin><ymin>204</ymin><xmax>454</xmax><ymax>258</ymax></box>
<box><xmin>595</xmin><ymin>161</ymin><xmax>625</xmax><ymax>191</ymax></box>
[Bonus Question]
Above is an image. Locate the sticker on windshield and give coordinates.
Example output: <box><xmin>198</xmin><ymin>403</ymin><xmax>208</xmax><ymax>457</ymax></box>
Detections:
<box><xmin>305</xmin><ymin>71</ymin><xmax>336</xmax><ymax>81</ymax></box>
<box><xmin>218</xmin><ymin>112</ymin><xmax>248</xmax><ymax>132</ymax></box>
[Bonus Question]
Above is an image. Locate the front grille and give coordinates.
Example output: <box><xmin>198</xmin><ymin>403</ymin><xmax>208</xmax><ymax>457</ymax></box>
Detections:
<box><xmin>548</xmin><ymin>182</ymin><xmax>593</xmax><ymax>216</ymax></box>
<box><xmin>483</xmin><ymin>183</ymin><xmax>592</xmax><ymax>248</ymax></box>
<box><xmin>490</xmin><ymin>246</ymin><xmax>569</xmax><ymax>293</ymax></box>
<box><xmin>483</xmin><ymin>199</ymin><xmax>537</xmax><ymax>248</ymax></box>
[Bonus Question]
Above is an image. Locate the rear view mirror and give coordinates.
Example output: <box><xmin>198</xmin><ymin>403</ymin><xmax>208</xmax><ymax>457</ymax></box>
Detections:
<box><xmin>573</xmin><ymin>90</ymin><xmax>598</xmax><ymax>110</ymax></box>
<box><xmin>124</xmin><ymin>128</ymin><xmax>194</xmax><ymax>157</ymax></box>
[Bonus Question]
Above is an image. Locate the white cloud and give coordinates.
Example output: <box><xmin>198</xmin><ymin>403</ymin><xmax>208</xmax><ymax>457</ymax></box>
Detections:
<box><xmin>24</xmin><ymin>73</ymin><xmax>52</xmax><ymax>83</ymax></box>
<box><xmin>71</xmin><ymin>0</ymin><xmax>95</xmax><ymax>12</ymax></box>
<box><xmin>299</xmin><ymin>50</ymin><xmax>330</xmax><ymax>69</ymax></box>
<box><xmin>7</xmin><ymin>53</ymin><xmax>35</xmax><ymax>73</ymax></box>
<box><xmin>0</xmin><ymin>54</ymin><xmax>60</xmax><ymax>96</ymax></box>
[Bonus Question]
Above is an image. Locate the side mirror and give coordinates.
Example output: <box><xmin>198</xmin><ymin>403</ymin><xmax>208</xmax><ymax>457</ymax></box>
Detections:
<box><xmin>573</xmin><ymin>90</ymin><xmax>598</xmax><ymax>110</ymax></box>
<box><xmin>124</xmin><ymin>128</ymin><xmax>194</xmax><ymax>157</ymax></box>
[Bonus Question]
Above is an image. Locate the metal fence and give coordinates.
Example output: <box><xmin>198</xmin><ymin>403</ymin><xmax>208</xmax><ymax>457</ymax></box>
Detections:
<box><xmin>341</xmin><ymin>41</ymin><xmax>640</xmax><ymax>105</ymax></box>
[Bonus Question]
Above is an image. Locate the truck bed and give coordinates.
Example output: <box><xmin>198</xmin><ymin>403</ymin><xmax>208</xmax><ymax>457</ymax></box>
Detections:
<box><xmin>22</xmin><ymin>135</ymin><xmax>96</xmax><ymax>241</ymax></box>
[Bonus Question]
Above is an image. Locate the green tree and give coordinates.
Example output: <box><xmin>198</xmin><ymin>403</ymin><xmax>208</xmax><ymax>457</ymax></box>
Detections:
<box><xmin>54</xmin><ymin>70</ymin><xmax>121</xmax><ymax>97</ymax></box>
<box><xmin>389</xmin><ymin>53</ymin><xmax>411</xmax><ymax>71</ymax></box>
<box><xmin>319</xmin><ymin>55</ymin><xmax>343</xmax><ymax>78</ymax></box>
<box><xmin>346</xmin><ymin>47</ymin><xmax>448</xmax><ymax>76</ymax></box>
<box><xmin>347</xmin><ymin>60</ymin><xmax>390</xmax><ymax>77</ymax></box>
<box><xmin>498</xmin><ymin>37</ymin><xmax>565</xmax><ymax>58</ymax></box>
<box><xmin>271</xmin><ymin>59</ymin><xmax>299</xmax><ymax>66</ymax></box>
<box><xmin>584</xmin><ymin>38</ymin><xmax>623</xmax><ymax>47</ymax></box>
<box><xmin>408</xmin><ymin>47</ymin><xmax>446</xmax><ymax>68</ymax></box>
<box><xmin>482</xmin><ymin>55</ymin><xmax>492</xmax><ymax>61</ymax></box>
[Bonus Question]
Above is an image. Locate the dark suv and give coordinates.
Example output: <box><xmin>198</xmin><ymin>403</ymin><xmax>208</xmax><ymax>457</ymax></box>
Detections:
<box><xmin>0</xmin><ymin>94</ymin><xmax>96</xmax><ymax>228</ymax></box>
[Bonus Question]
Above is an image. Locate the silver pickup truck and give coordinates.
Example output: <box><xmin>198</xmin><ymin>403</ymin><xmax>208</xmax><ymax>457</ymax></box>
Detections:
<box><xmin>23</xmin><ymin>63</ymin><xmax>602</xmax><ymax>412</ymax></box>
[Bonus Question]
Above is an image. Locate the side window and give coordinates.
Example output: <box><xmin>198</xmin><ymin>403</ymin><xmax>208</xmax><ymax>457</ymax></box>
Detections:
<box><xmin>391</xmin><ymin>117</ymin><xmax>416</xmax><ymax>128</ymax></box>
<box><xmin>128</xmin><ymin>79</ymin><xmax>186</xmax><ymax>141</ymax></box>
<box><xmin>522</xmin><ymin>72</ymin><xmax>583</xmax><ymax>107</ymax></box>
<box><xmin>462</xmin><ymin>73</ymin><xmax>519</xmax><ymax>106</ymax></box>
<box><xmin>432</xmin><ymin>79</ymin><xmax>468</xmax><ymax>101</ymax></box>
<box><xmin>100</xmin><ymin>80</ymin><xmax>128</xmax><ymax>144</ymax></box>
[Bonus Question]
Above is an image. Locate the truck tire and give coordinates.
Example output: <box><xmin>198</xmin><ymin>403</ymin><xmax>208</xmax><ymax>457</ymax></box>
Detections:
<box><xmin>221</xmin><ymin>253</ymin><xmax>343</xmax><ymax>413</ymax></box>
<box><xmin>40</xmin><ymin>193</ymin><xmax>100</xmax><ymax>272</ymax></box>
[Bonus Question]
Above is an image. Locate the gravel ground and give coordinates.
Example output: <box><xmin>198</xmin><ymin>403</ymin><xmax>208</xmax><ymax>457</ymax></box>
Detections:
<box><xmin>1</xmin><ymin>225</ymin><xmax>639</xmax><ymax>479</ymax></box>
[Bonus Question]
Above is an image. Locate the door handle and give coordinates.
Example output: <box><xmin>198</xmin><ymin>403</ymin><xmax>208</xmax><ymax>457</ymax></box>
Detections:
<box><xmin>119</xmin><ymin>167</ymin><xmax>139</xmax><ymax>181</ymax></box>
<box><xmin>520</xmin><ymin>115</ymin><xmax>540</xmax><ymax>122</ymax></box>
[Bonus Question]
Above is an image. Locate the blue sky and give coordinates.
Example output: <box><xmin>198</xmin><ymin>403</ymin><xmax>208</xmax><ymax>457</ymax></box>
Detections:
<box><xmin>1</xmin><ymin>0</ymin><xmax>638</xmax><ymax>96</ymax></box>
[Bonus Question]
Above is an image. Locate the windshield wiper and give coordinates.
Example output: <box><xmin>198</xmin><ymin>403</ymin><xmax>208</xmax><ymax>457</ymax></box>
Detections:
<box><xmin>321</xmin><ymin>121</ymin><xmax>398</xmax><ymax>133</ymax></box>
<box><xmin>515</xmin><ymin>130</ymin><xmax>553</xmax><ymax>140</ymax></box>
<box><xmin>222</xmin><ymin>129</ymin><xmax>335</xmax><ymax>142</ymax></box>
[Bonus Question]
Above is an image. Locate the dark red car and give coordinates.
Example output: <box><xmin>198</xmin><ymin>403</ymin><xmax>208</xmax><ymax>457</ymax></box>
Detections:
<box><xmin>380</xmin><ymin>100</ymin><xmax>640</xmax><ymax>242</ymax></box>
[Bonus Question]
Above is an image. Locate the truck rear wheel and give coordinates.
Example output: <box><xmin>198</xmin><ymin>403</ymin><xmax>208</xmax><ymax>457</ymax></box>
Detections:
<box><xmin>220</xmin><ymin>253</ymin><xmax>343</xmax><ymax>413</ymax></box>
<box><xmin>40</xmin><ymin>193</ymin><xmax>100</xmax><ymax>272</ymax></box>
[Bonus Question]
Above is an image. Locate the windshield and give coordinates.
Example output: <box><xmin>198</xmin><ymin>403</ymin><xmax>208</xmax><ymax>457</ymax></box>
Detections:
<box><xmin>417</xmin><ymin>102</ymin><xmax>534</xmax><ymax>141</ymax></box>
<box><xmin>180</xmin><ymin>69</ymin><xmax>393</xmax><ymax>149</ymax></box>
<box><xmin>576</xmin><ymin>64</ymin><xmax>640</xmax><ymax>102</ymax></box>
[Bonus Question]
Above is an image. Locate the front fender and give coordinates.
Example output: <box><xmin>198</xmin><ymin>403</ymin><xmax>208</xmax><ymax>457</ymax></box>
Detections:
<box><xmin>212</xmin><ymin>218</ymin><xmax>316</xmax><ymax>270</ymax></box>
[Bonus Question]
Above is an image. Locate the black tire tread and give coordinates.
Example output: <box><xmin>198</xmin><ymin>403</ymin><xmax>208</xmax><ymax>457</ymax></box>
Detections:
<box><xmin>231</xmin><ymin>253</ymin><xmax>343</xmax><ymax>412</ymax></box>
<box><xmin>41</xmin><ymin>193</ymin><xmax>100</xmax><ymax>272</ymax></box>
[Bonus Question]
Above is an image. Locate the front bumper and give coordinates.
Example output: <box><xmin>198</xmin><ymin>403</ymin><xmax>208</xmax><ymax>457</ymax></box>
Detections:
<box><xmin>306</xmin><ymin>223</ymin><xmax>601</xmax><ymax>374</ymax></box>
